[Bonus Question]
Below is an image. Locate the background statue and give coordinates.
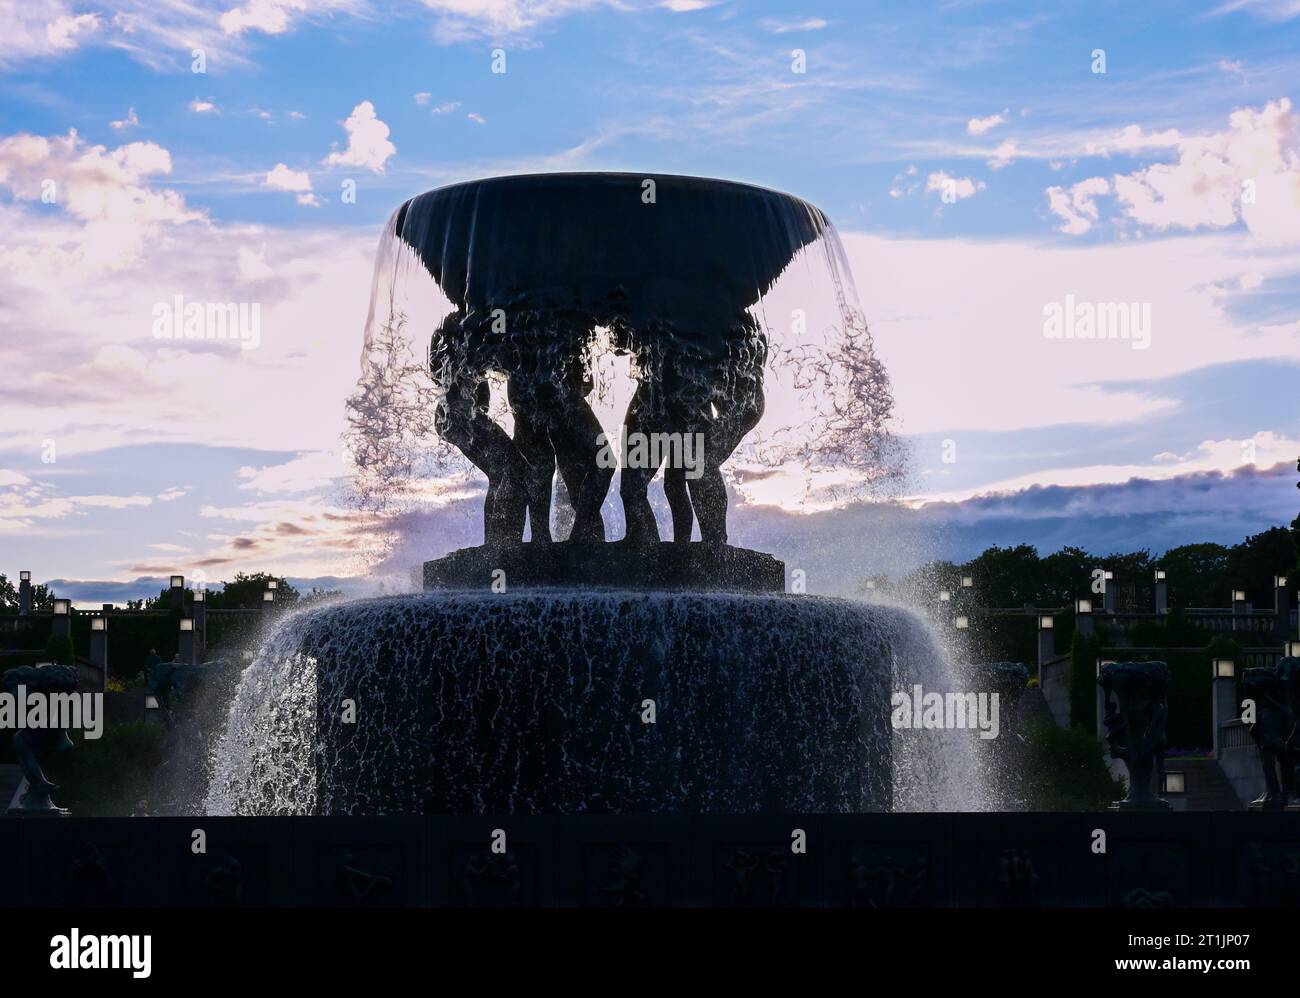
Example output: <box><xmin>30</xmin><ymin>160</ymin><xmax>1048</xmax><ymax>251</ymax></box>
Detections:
<box><xmin>3</xmin><ymin>664</ymin><xmax>78</xmax><ymax>815</ymax></box>
<box><xmin>1098</xmin><ymin>661</ymin><xmax>1170</xmax><ymax>809</ymax></box>
<box><xmin>1241</xmin><ymin>658</ymin><xmax>1300</xmax><ymax>809</ymax></box>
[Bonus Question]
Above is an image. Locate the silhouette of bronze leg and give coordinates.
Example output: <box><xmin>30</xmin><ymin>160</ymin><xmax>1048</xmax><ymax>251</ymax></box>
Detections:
<box><xmin>507</xmin><ymin>376</ymin><xmax>554</xmax><ymax>543</ymax></box>
<box><xmin>618</xmin><ymin>381</ymin><xmax>661</xmax><ymax>545</ymax></box>
<box><xmin>551</xmin><ymin>393</ymin><xmax>611</xmax><ymax>543</ymax></box>
<box><xmin>436</xmin><ymin>381</ymin><xmax>527</xmax><ymax>544</ymax></box>
<box><xmin>663</xmin><ymin>465</ymin><xmax>693</xmax><ymax>542</ymax></box>
<box><xmin>688</xmin><ymin>378</ymin><xmax>764</xmax><ymax>546</ymax></box>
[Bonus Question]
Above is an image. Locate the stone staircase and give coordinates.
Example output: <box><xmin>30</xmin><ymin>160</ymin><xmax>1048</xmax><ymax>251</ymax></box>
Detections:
<box><xmin>1166</xmin><ymin>758</ymin><xmax>1244</xmax><ymax>810</ymax></box>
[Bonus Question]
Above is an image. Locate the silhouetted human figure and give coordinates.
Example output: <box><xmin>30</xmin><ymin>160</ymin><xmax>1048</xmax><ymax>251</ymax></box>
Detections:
<box><xmin>430</xmin><ymin>312</ymin><xmax>529</xmax><ymax>544</ymax></box>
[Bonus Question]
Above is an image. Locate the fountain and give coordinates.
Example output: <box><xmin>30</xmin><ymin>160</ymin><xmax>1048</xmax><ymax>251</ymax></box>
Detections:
<box><xmin>207</xmin><ymin>173</ymin><xmax>973</xmax><ymax>816</ymax></box>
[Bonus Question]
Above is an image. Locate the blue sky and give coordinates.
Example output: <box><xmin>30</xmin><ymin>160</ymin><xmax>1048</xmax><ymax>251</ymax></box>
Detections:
<box><xmin>0</xmin><ymin>0</ymin><xmax>1297</xmax><ymax>600</ymax></box>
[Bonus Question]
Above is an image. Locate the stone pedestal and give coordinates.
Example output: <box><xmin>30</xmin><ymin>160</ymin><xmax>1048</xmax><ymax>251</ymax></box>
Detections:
<box><xmin>424</xmin><ymin>542</ymin><xmax>785</xmax><ymax>594</ymax></box>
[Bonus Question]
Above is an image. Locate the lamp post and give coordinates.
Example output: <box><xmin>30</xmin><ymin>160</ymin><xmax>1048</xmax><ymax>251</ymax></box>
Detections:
<box><xmin>1154</xmin><ymin>568</ymin><xmax>1168</xmax><ymax>615</ymax></box>
<box><xmin>1076</xmin><ymin>598</ymin><xmax>1094</xmax><ymax>637</ymax></box>
<box><xmin>170</xmin><ymin>575</ymin><xmax>185</xmax><ymax>612</ymax></box>
<box><xmin>1037</xmin><ymin>615</ymin><xmax>1055</xmax><ymax>678</ymax></box>
<box><xmin>178</xmin><ymin>618</ymin><xmax>196</xmax><ymax>667</ymax></box>
<box><xmin>1102</xmin><ymin>570</ymin><xmax>1117</xmax><ymax>615</ymax></box>
<box><xmin>1274</xmin><ymin>576</ymin><xmax>1290</xmax><ymax>639</ymax></box>
<box><xmin>193</xmin><ymin>589</ymin><xmax>207</xmax><ymax>663</ymax></box>
<box><xmin>51</xmin><ymin>598</ymin><xmax>71</xmax><ymax>642</ymax></box>
<box><xmin>261</xmin><ymin>588</ymin><xmax>276</xmax><ymax>621</ymax></box>
<box><xmin>89</xmin><ymin>616</ymin><xmax>108</xmax><ymax>693</ymax></box>
<box><xmin>1211</xmin><ymin>658</ymin><xmax>1236</xmax><ymax>759</ymax></box>
<box><xmin>18</xmin><ymin>570</ymin><xmax>32</xmax><ymax>616</ymax></box>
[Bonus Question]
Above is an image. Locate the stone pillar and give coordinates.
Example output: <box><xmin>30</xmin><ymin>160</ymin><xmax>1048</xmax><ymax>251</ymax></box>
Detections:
<box><xmin>18</xmin><ymin>571</ymin><xmax>32</xmax><ymax>615</ymax></box>
<box><xmin>1154</xmin><ymin>570</ymin><xmax>1168</xmax><ymax>615</ymax></box>
<box><xmin>89</xmin><ymin>617</ymin><xmax>108</xmax><ymax>693</ymax></box>
<box><xmin>1211</xmin><ymin>658</ymin><xmax>1237</xmax><ymax>758</ymax></box>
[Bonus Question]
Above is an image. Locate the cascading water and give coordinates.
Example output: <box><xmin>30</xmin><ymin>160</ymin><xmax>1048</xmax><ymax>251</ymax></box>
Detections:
<box><xmin>204</xmin><ymin>592</ymin><xmax>986</xmax><ymax>815</ymax></box>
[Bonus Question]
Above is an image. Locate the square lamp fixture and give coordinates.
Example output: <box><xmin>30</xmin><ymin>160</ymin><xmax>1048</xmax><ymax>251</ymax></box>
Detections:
<box><xmin>1233</xmin><ymin>590</ymin><xmax>1247</xmax><ymax>602</ymax></box>
<box><xmin>1276</xmin><ymin>576</ymin><xmax>1289</xmax><ymax>588</ymax></box>
<box><xmin>1076</xmin><ymin>599</ymin><xmax>1092</xmax><ymax>614</ymax></box>
<box><xmin>268</xmin><ymin>579</ymin><xmax>279</xmax><ymax>591</ymax></box>
<box><xmin>1288</xmin><ymin>641</ymin><xmax>1300</xmax><ymax>659</ymax></box>
<box><xmin>52</xmin><ymin>599</ymin><xmax>70</xmax><ymax>615</ymax></box>
<box><xmin>19</xmin><ymin>570</ymin><xmax>30</xmax><ymax>582</ymax></box>
<box><xmin>170</xmin><ymin>575</ymin><xmax>185</xmax><ymax>589</ymax></box>
<box><xmin>939</xmin><ymin>590</ymin><xmax>951</xmax><ymax>602</ymax></box>
<box><xmin>144</xmin><ymin>695</ymin><xmax>159</xmax><ymax>710</ymax></box>
<box><xmin>193</xmin><ymin>589</ymin><xmax>205</xmax><ymax>603</ymax></box>
<box><xmin>179</xmin><ymin>618</ymin><xmax>194</xmax><ymax>632</ymax></box>
<box><xmin>1103</xmin><ymin>570</ymin><xmax>1114</xmax><ymax>581</ymax></box>
<box><xmin>1154</xmin><ymin>569</ymin><xmax>1167</xmax><ymax>581</ymax></box>
<box><xmin>91</xmin><ymin>617</ymin><xmax>106</xmax><ymax>632</ymax></box>
<box><xmin>865</xmin><ymin>579</ymin><xmax>876</xmax><ymax>590</ymax></box>
<box><xmin>954</xmin><ymin>616</ymin><xmax>969</xmax><ymax>630</ymax></box>
<box><xmin>1163</xmin><ymin>772</ymin><xmax>1186</xmax><ymax>795</ymax></box>
<box><xmin>1039</xmin><ymin>615</ymin><xmax>1054</xmax><ymax>630</ymax></box>
<box><xmin>961</xmin><ymin>576</ymin><xmax>973</xmax><ymax>589</ymax></box>
<box><xmin>262</xmin><ymin>590</ymin><xmax>275</xmax><ymax>603</ymax></box>
<box><xmin>1214</xmin><ymin>658</ymin><xmax>1235</xmax><ymax>679</ymax></box>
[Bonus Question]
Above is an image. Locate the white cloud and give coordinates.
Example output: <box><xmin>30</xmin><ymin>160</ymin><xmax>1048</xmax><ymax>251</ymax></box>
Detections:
<box><xmin>762</xmin><ymin>17</ymin><xmax>828</xmax><ymax>32</ymax></box>
<box><xmin>263</xmin><ymin>162</ymin><xmax>313</xmax><ymax>192</ymax></box>
<box><xmin>986</xmin><ymin>138</ymin><xmax>1018</xmax><ymax>169</ymax></box>
<box><xmin>466</xmin><ymin>112</ymin><xmax>486</xmax><ymax>124</ymax></box>
<box><xmin>924</xmin><ymin>170</ymin><xmax>985</xmax><ymax>201</ymax></box>
<box><xmin>46</xmin><ymin>12</ymin><xmax>101</xmax><ymax>50</ymax></box>
<box><xmin>430</xmin><ymin>101</ymin><xmax>461</xmax><ymax>115</ymax></box>
<box><xmin>837</xmin><ymin>228</ymin><xmax>1300</xmax><ymax>437</ymax></box>
<box><xmin>189</xmin><ymin>99</ymin><xmax>218</xmax><ymax>114</ymax></box>
<box><xmin>237</xmin><ymin>451</ymin><xmax>345</xmax><ymax>493</ymax></box>
<box><xmin>419</xmin><ymin>0</ymin><xmax>614</xmax><ymax>43</ymax></box>
<box><xmin>1045</xmin><ymin>176</ymin><xmax>1111</xmax><ymax>234</ymax></box>
<box><xmin>414</xmin><ymin>92</ymin><xmax>432</xmax><ymax>105</ymax></box>
<box><xmin>221</xmin><ymin>0</ymin><xmax>360</xmax><ymax>37</ymax></box>
<box><xmin>323</xmin><ymin>101</ymin><xmax>396</xmax><ymax>173</ymax></box>
<box><xmin>110</xmin><ymin>108</ymin><xmax>140</xmax><ymax>132</ymax></box>
<box><xmin>966</xmin><ymin>109</ymin><xmax>1008</xmax><ymax>136</ymax></box>
<box><xmin>1050</xmin><ymin>99</ymin><xmax>1300</xmax><ymax>243</ymax></box>
<box><xmin>0</xmin><ymin>129</ymin><xmax>204</xmax><ymax>274</ymax></box>
<box><xmin>263</xmin><ymin>162</ymin><xmax>322</xmax><ymax>204</ymax></box>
